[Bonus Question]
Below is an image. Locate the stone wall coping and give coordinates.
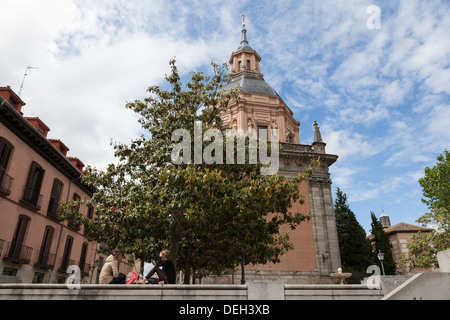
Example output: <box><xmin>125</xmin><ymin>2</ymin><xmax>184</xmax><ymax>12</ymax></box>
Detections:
<box><xmin>285</xmin><ymin>284</ymin><xmax>373</xmax><ymax>290</ymax></box>
<box><xmin>0</xmin><ymin>283</ymin><xmax>247</xmax><ymax>290</ymax></box>
<box><xmin>0</xmin><ymin>283</ymin><xmax>374</xmax><ymax>289</ymax></box>
<box><xmin>0</xmin><ymin>282</ymin><xmax>384</xmax><ymax>300</ymax></box>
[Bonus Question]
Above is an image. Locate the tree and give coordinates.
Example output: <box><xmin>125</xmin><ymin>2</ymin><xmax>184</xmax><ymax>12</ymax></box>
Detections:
<box><xmin>370</xmin><ymin>212</ymin><xmax>396</xmax><ymax>275</ymax></box>
<box><xmin>419</xmin><ymin>149</ymin><xmax>450</xmax><ymax>216</ymax></box>
<box><xmin>334</xmin><ymin>188</ymin><xmax>373</xmax><ymax>282</ymax></box>
<box><xmin>404</xmin><ymin>149</ymin><xmax>450</xmax><ymax>269</ymax></box>
<box><xmin>59</xmin><ymin>59</ymin><xmax>314</xmax><ymax>280</ymax></box>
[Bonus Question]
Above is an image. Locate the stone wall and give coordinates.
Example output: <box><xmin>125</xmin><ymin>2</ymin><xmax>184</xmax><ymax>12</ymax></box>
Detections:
<box><xmin>0</xmin><ymin>282</ymin><xmax>382</xmax><ymax>300</ymax></box>
<box><xmin>201</xmin><ymin>270</ymin><xmax>333</xmax><ymax>284</ymax></box>
<box><xmin>382</xmin><ymin>273</ymin><xmax>450</xmax><ymax>300</ymax></box>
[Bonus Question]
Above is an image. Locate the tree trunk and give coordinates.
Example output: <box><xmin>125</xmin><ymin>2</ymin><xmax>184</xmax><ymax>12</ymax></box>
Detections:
<box><xmin>170</xmin><ymin>224</ymin><xmax>192</xmax><ymax>271</ymax></box>
<box><xmin>192</xmin><ymin>269</ymin><xmax>196</xmax><ymax>284</ymax></box>
<box><xmin>170</xmin><ymin>235</ymin><xmax>180</xmax><ymax>270</ymax></box>
<box><xmin>183</xmin><ymin>265</ymin><xmax>191</xmax><ymax>284</ymax></box>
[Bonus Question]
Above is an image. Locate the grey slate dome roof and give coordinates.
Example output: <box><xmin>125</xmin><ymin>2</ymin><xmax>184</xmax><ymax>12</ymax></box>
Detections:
<box><xmin>223</xmin><ymin>72</ymin><xmax>279</xmax><ymax>97</ymax></box>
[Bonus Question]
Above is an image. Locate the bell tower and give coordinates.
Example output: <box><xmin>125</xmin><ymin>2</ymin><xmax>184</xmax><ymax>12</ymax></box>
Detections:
<box><xmin>229</xmin><ymin>15</ymin><xmax>262</xmax><ymax>77</ymax></box>
<box><xmin>222</xmin><ymin>17</ymin><xmax>301</xmax><ymax>145</ymax></box>
<box><xmin>218</xmin><ymin>17</ymin><xmax>341</xmax><ymax>283</ymax></box>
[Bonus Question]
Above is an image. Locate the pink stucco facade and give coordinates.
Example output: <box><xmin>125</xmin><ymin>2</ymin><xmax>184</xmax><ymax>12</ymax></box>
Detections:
<box><xmin>0</xmin><ymin>86</ymin><xmax>96</xmax><ymax>283</ymax></box>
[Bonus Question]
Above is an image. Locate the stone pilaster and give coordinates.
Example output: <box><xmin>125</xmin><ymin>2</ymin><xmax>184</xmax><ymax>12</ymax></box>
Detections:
<box><xmin>279</xmin><ymin>142</ymin><xmax>341</xmax><ymax>278</ymax></box>
<box><xmin>307</xmin><ymin>176</ymin><xmax>341</xmax><ymax>275</ymax></box>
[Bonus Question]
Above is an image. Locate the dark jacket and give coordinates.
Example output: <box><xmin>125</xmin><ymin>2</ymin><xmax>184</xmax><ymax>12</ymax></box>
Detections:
<box><xmin>147</xmin><ymin>257</ymin><xmax>176</xmax><ymax>284</ymax></box>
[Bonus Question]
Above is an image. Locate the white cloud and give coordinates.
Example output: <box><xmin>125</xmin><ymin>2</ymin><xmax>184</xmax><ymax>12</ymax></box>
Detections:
<box><xmin>322</xmin><ymin>123</ymin><xmax>386</xmax><ymax>160</ymax></box>
<box><xmin>329</xmin><ymin>165</ymin><xmax>361</xmax><ymax>189</ymax></box>
<box><xmin>380</xmin><ymin>79</ymin><xmax>412</xmax><ymax>107</ymax></box>
<box><xmin>0</xmin><ymin>0</ymin><xmax>240</xmax><ymax>170</ymax></box>
<box><xmin>335</xmin><ymin>168</ymin><xmax>424</xmax><ymax>204</ymax></box>
<box><xmin>425</xmin><ymin>105</ymin><xmax>450</xmax><ymax>148</ymax></box>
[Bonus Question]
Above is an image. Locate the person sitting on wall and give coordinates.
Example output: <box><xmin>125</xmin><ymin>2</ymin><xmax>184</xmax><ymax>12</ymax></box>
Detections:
<box><xmin>137</xmin><ymin>250</ymin><xmax>176</xmax><ymax>284</ymax></box>
<box><xmin>99</xmin><ymin>250</ymin><xmax>126</xmax><ymax>284</ymax></box>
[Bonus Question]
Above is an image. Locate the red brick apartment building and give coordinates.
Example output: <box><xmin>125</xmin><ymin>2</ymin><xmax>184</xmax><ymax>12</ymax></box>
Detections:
<box><xmin>0</xmin><ymin>86</ymin><xmax>97</xmax><ymax>283</ymax></box>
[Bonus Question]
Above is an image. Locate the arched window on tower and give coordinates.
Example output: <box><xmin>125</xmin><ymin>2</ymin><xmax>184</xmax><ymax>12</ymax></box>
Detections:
<box><xmin>247</xmin><ymin>60</ymin><xmax>250</xmax><ymax>70</ymax></box>
<box><xmin>238</xmin><ymin>61</ymin><xmax>241</xmax><ymax>71</ymax></box>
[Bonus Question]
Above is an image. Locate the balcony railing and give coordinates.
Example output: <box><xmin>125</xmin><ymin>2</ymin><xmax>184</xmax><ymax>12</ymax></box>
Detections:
<box><xmin>35</xmin><ymin>250</ymin><xmax>56</xmax><ymax>269</ymax></box>
<box><xmin>0</xmin><ymin>173</ymin><xmax>13</xmax><ymax>195</ymax></box>
<box><xmin>58</xmin><ymin>258</ymin><xmax>91</xmax><ymax>276</ymax></box>
<box><xmin>80</xmin><ymin>262</ymin><xmax>91</xmax><ymax>276</ymax></box>
<box><xmin>21</xmin><ymin>185</ymin><xmax>43</xmax><ymax>210</ymax></box>
<box><xmin>3</xmin><ymin>242</ymin><xmax>33</xmax><ymax>264</ymax></box>
<box><xmin>59</xmin><ymin>257</ymin><xmax>76</xmax><ymax>273</ymax></box>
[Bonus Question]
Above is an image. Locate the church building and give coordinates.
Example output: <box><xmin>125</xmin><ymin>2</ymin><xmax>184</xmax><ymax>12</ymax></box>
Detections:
<box><xmin>216</xmin><ymin>19</ymin><xmax>341</xmax><ymax>283</ymax></box>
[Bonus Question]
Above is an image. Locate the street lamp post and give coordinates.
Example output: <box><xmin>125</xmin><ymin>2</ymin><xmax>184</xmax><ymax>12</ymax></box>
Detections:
<box><xmin>241</xmin><ymin>244</ymin><xmax>246</xmax><ymax>284</ymax></box>
<box><xmin>377</xmin><ymin>250</ymin><xmax>385</xmax><ymax>276</ymax></box>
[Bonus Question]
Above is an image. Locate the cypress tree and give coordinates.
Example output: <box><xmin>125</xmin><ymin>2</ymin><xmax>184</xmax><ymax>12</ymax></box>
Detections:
<box><xmin>370</xmin><ymin>212</ymin><xmax>396</xmax><ymax>275</ymax></box>
<box><xmin>334</xmin><ymin>188</ymin><xmax>373</xmax><ymax>280</ymax></box>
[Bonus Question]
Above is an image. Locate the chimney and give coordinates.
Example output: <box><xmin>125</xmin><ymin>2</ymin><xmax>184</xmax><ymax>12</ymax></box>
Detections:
<box><xmin>0</xmin><ymin>86</ymin><xmax>26</xmax><ymax>114</ymax></box>
<box><xmin>25</xmin><ymin>117</ymin><xmax>50</xmax><ymax>138</ymax></box>
<box><xmin>379</xmin><ymin>212</ymin><xmax>391</xmax><ymax>228</ymax></box>
<box><xmin>68</xmin><ymin>156</ymin><xmax>85</xmax><ymax>173</ymax></box>
<box><xmin>48</xmin><ymin>139</ymin><xmax>70</xmax><ymax>156</ymax></box>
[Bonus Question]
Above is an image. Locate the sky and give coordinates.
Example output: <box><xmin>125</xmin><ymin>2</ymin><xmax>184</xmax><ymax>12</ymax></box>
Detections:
<box><xmin>1</xmin><ymin>0</ymin><xmax>449</xmax><ymax>234</ymax></box>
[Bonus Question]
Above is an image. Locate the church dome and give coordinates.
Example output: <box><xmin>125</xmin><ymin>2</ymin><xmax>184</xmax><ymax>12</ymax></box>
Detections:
<box><xmin>224</xmin><ymin>72</ymin><xmax>279</xmax><ymax>97</ymax></box>
<box><xmin>225</xmin><ymin>24</ymin><xmax>279</xmax><ymax>97</ymax></box>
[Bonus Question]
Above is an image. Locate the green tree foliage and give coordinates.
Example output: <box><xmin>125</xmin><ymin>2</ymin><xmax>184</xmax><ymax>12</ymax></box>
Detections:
<box><xmin>419</xmin><ymin>149</ymin><xmax>450</xmax><ymax>216</ymax></box>
<box><xmin>403</xmin><ymin>149</ymin><xmax>450</xmax><ymax>269</ymax></box>
<box><xmin>59</xmin><ymin>59</ymin><xmax>315</xmax><ymax>280</ymax></box>
<box><xmin>334</xmin><ymin>188</ymin><xmax>373</xmax><ymax>281</ymax></box>
<box><xmin>370</xmin><ymin>212</ymin><xmax>396</xmax><ymax>275</ymax></box>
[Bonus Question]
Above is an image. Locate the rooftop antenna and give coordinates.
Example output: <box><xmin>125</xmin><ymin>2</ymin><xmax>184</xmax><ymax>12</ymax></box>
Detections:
<box><xmin>18</xmin><ymin>66</ymin><xmax>39</xmax><ymax>97</ymax></box>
